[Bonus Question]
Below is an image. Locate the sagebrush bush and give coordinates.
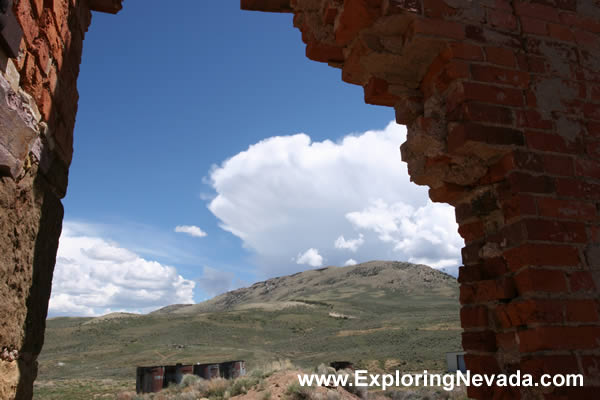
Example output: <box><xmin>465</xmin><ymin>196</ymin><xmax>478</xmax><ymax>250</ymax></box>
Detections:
<box><xmin>326</xmin><ymin>390</ymin><xmax>340</xmax><ymax>400</ymax></box>
<box><xmin>285</xmin><ymin>382</ymin><xmax>314</xmax><ymax>400</ymax></box>
<box><xmin>336</xmin><ymin>369</ymin><xmax>367</xmax><ymax>400</ymax></box>
<box><xmin>230</xmin><ymin>376</ymin><xmax>260</xmax><ymax>396</ymax></box>
<box><xmin>179</xmin><ymin>374</ymin><xmax>201</xmax><ymax>388</ymax></box>
<box><xmin>261</xmin><ymin>390</ymin><xmax>272</xmax><ymax>400</ymax></box>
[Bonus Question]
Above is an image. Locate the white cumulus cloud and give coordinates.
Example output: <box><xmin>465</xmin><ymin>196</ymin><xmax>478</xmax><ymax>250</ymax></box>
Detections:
<box><xmin>207</xmin><ymin>121</ymin><xmax>463</xmax><ymax>275</ymax></box>
<box><xmin>49</xmin><ymin>223</ymin><xmax>196</xmax><ymax>317</ymax></box>
<box><xmin>174</xmin><ymin>225</ymin><xmax>207</xmax><ymax>238</ymax></box>
<box><xmin>296</xmin><ymin>248</ymin><xmax>324</xmax><ymax>267</ymax></box>
<box><xmin>334</xmin><ymin>234</ymin><xmax>364</xmax><ymax>252</ymax></box>
<box><xmin>346</xmin><ymin>199</ymin><xmax>463</xmax><ymax>269</ymax></box>
<box><xmin>344</xmin><ymin>259</ymin><xmax>358</xmax><ymax>266</ymax></box>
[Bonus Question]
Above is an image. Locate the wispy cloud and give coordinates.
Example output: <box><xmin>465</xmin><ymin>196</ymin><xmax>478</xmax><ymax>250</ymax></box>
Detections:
<box><xmin>175</xmin><ymin>225</ymin><xmax>208</xmax><ymax>238</ymax></box>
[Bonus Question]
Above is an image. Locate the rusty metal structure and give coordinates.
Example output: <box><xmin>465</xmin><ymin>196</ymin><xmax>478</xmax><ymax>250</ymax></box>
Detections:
<box><xmin>136</xmin><ymin>360</ymin><xmax>247</xmax><ymax>394</ymax></box>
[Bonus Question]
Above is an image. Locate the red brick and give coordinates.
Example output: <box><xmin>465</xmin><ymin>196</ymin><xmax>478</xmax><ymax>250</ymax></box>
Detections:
<box><xmin>471</xmin><ymin>65</ymin><xmax>530</xmax><ymax>88</ymax></box>
<box><xmin>588</xmin><ymin>121</ymin><xmax>600</xmax><ymax>139</ymax></box>
<box><xmin>587</xmin><ymin>141</ymin><xmax>600</xmax><ymax>159</ymax></box>
<box><xmin>584</xmin><ymin>103</ymin><xmax>600</xmax><ymax>120</ymax></box>
<box><xmin>505</xmin><ymin>244</ymin><xmax>580</xmax><ymax>270</ymax></box>
<box><xmin>521</xmin><ymin>355</ymin><xmax>580</xmax><ymax>378</ymax></box>
<box><xmin>574</xmin><ymin>29</ymin><xmax>599</xmax><ymax>49</ymax></box>
<box><xmin>448</xmin><ymin>123</ymin><xmax>524</xmax><ymax>154</ymax></box>
<box><xmin>496</xmin><ymin>299</ymin><xmax>563</xmax><ymax>328</ymax></box>
<box><xmin>517</xmin><ymin>110</ymin><xmax>553</xmax><ymax>130</ymax></box>
<box><xmin>306</xmin><ymin>40</ymin><xmax>344</xmax><ymax>63</ymax></box>
<box><xmin>560</xmin><ymin>12</ymin><xmax>600</xmax><ymax>33</ymax></box>
<box><xmin>507</xmin><ymin>172</ymin><xmax>555</xmax><ymax>194</ymax></box>
<box><xmin>523</xmin><ymin>218</ymin><xmax>587</xmax><ymax>243</ymax></box>
<box><xmin>545</xmin><ymin>387</ymin><xmax>600</xmax><ymax>400</ymax></box>
<box><xmin>581</xmin><ymin>355</ymin><xmax>600</xmax><ymax>377</ymax></box>
<box><xmin>422</xmin><ymin>0</ymin><xmax>457</xmax><ymax>18</ymax></box>
<box><xmin>455</xmin><ymin>102</ymin><xmax>514</xmax><ymax>126</ymax></box>
<box><xmin>460</xmin><ymin>278</ymin><xmax>517</xmax><ymax>304</ymax></box>
<box><xmin>537</xmin><ymin>197</ymin><xmax>596</xmax><ymax>221</ymax></box>
<box><xmin>481</xmin><ymin>153</ymin><xmax>517</xmax><ymax>184</ymax></box>
<box><xmin>569</xmin><ymin>271</ymin><xmax>597</xmax><ymax>292</ymax></box>
<box><xmin>464</xmin><ymin>354</ymin><xmax>501</xmax><ymax>375</ymax></box>
<box><xmin>458</xmin><ymin>221</ymin><xmax>485</xmax><ymax>243</ymax></box>
<box><xmin>322</xmin><ymin>6</ymin><xmax>337</xmax><ymax>25</ymax></box>
<box><xmin>411</xmin><ymin>18</ymin><xmax>465</xmax><ymax>40</ymax></box>
<box><xmin>462</xmin><ymin>330</ymin><xmax>497</xmax><ymax>352</ymax></box>
<box><xmin>526</xmin><ymin>131</ymin><xmax>583</xmax><ymax>154</ymax></box>
<box><xmin>460</xmin><ymin>305</ymin><xmax>489</xmax><ymax>328</ymax></box>
<box><xmin>514</xmin><ymin>268</ymin><xmax>568</xmax><ymax>293</ymax></box>
<box><xmin>502</xmin><ymin>193</ymin><xmax>538</xmax><ymax>223</ymax></box>
<box><xmin>33</xmin><ymin>0</ymin><xmax>44</xmax><ymax>17</ymax></box>
<box><xmin>542</xmin><ymin>154</ymin><xmax>574</xmax><ymax>176</ymax></box>
<box><xmin>39</xmin><ymin>88</ymin><xmax>53</xmax><ymax>121</ymax></box>
<box><xmin>15</xmin><ymin>0</ymin><xmax>40</xmax><ymax>47</ymax></box>
<box><xmin>33</xmin><ymin>37</ymin><xmax>51</xmax><ymax>76</ymax></box>
<box><xmin>556</xmin><ymin>177</ymin><xmax>600</xmax><ymax>200</ymax></box>
<box><xmin>515</xmin><ymin>2</ymin><xmax>561</xmax><ymax>22</ymax></box>
<box><xmin>485</xmin><ymin>46</ymin><xmax>516</xmax><ymax>68</ymax></box>
<box><xmin>466</xmin><ymin>386</ymin><xmax>495</xmax><ymax>400</ymax></box>
<box><xmin>364</xmin><ymin>77</ymin><xmax>399</xmax><ymax>107</ymax></box>
<box><xmin>520</xmin><ymin>16</ymin><xmax>548</xmax><ymax>35</ymax></box>
<box><xmin>334</xmin><ymin>0</ymin><xmax>379</xmax><ymax>45</ymax></box>
<box><xmin>565</xmin><ymin>299</ymin><xmax>599</xmax><ymax>322</ymax></box>
<box><xmin>488</xmin><ymin>9</ymin><xmax>518</xmax><ymax>31</ymax></box>
<box><xmin>576</xmin><ymin>159</ymin><xmax>600</xmax><ymax>180</ymax></box>
<box><xmin>519</xmin><ymin>326</ymin><xmax>600</xmax><ymax>352</ymax></box>
<box><xmin>429</xmin><ymin>183</ymin><xmax>466</xmax><ymax>204</ymax></box>
<box><xmin>459</xmin><ymin>81</ymin><xmax>525</xmax><ymax>107</ymax></box>
<box><xmin>441</xmin><ymin>42</ymin><xmax>484</xmax><ymax>61</ymax></box>
<box><xmin>458</xmin><ymin>258</ymin><xmax>508</xmax><ymax>283</ymax></box>
<box><xmin>495</xmin><ymin>331</ymin><xmax>517</xmax><ymax>350</ymax></box>
<box><xmin>547</xmin><ymin>23</ymin><xmax>575</xmax><ymax>42</ymax></box>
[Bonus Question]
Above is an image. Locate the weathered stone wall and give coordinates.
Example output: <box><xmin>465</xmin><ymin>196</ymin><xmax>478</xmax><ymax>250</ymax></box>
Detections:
<box><xmin>0</xmin><ymin>1</ymin><xmax>121</xmax><ymax>398</ymax></box>
<box><xmin>242</xmin><ymin>0</ymin><xmax>600</xmax><ymax>398</ymax></box>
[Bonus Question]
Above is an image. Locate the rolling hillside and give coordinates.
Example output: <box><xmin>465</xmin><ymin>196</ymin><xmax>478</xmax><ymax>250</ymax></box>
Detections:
<box><xmin>36</xmin><ymin>261</ymin><xmax>461</xmax><ymax>396</ymax></box>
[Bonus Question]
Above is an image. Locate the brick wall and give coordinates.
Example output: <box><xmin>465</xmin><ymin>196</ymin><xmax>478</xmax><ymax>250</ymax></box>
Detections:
<box><xmin>0</xmin><ymin>1</ymin><xmax>121</xmax><ymax>398</ymax></box>
<box><xmin>242</xmin><ymin>0</ymin><xmax>600</xmax><ymax>398</ymax></box>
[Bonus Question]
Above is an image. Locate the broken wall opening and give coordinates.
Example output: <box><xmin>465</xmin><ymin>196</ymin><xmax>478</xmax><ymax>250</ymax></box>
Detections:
<box><xmin>1</xmin><ymin>0</ymin><xmax>600</xmax><ymax>398</ymax></box>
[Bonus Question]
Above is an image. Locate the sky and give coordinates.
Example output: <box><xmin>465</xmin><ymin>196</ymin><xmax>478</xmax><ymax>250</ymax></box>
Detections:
<box><xmin>48</xmin><ymin>0</ymin><xmax>464</xmax><ymax>317</ymax></box>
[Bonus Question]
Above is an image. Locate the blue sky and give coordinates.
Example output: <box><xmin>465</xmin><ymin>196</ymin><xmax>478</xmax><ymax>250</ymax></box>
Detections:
<box><xmin>49</xmin><ymin>1</ymin><xmax>463</xmax><ymax>317</ymax></box>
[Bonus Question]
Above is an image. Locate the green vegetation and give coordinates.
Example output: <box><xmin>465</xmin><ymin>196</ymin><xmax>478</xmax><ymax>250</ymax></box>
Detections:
<box><xmin>34</xmin><ymin>262</ymin><xmax>461</xmax><ymax>399</ymax></box>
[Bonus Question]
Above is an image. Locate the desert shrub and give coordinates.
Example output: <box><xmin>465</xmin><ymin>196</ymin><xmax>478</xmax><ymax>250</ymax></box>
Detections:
<box><xmin>315</xmin><ymin>364</ymin><xmax>336</xmax><ymax>376</ymax></box>
<box><xmin>326</xmin><ymin>390</ymin><xmax>340</xmax><ymax>400</ymax></box>
<box><xmin>285</xmin><ymin>382</ymin><xmax>314</xmax><ymax>400</ymax></box>
<box><xmin>385</xmin><ymin>390</ymin><xmax>421</xmax><ymax>400</ymax></box>
<box><xmin>230</xmin><ymin>376</ymin><xmax>260</xmax><ymax>396</ymax></box>
<box><xmin>205</xmin><ymin>378</ymin><xmax>231</xmax><ymax>399</ymax></box>
<box><xmin>180</xmin><ymin>374</ymin><xmax>201</xmax><ymax>388</ymax></box>
<box><xmin>261</xmin><ymin>390</ymin><xmax>272</xmax><ymax>400</ymax></box>
<box><xmin>336</xmin><ymin>369</ymin><xmax>367</xmax><ymax>400</ymax></box>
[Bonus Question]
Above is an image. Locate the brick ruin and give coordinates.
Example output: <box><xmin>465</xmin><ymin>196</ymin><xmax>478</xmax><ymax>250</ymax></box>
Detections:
<box><xmin>0</xmin><ymin>0</ymin><xmax>599</xmax><ymax>398</ymax></box>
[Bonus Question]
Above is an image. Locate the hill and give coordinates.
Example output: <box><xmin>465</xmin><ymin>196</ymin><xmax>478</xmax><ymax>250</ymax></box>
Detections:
<box><xmin>35</xmin><ymin>261</ymin><xmax>461</xmax><ymax>398</ymax></box>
